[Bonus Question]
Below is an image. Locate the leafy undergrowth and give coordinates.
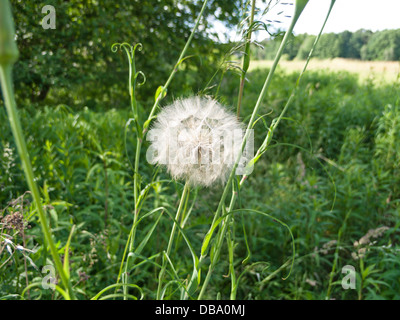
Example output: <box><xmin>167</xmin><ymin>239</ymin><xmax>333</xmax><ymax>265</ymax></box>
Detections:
<box><xmin>1</xmin><ymin>69</ymin><xmax>400</xmax><ymax>300</ymax></box>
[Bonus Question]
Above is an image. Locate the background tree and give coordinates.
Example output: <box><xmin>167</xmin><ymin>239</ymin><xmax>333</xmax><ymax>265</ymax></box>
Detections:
<box><xmin>10</xmin><ymin>0</ymin><xmax>241</xmax><ymax>108</ymax></box>
<box><xmin>348</xmin><ymin>29</ymin><xmax>372</xmax><ymax>59</ymax></box>
<box><xmin>361</xmin><ymin>29</ymin><xmax>400</xmax><ymax>60</ymax></box>
<box><xmin>252</xmin><ymin>28</ymin><xmax>399</xmax><ymax>62</ymax></box>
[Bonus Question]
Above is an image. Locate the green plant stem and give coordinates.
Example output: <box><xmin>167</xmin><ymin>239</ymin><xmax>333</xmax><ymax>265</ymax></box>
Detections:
<box><xmin>0</xmin><ymin>65</ymin><xmax>75</xmax><ymax>300</ymax></box>
<box><xmin>198</xmin><ymin>184</ymin><xmax>237</xmax><ymax>299</ymax></box>
<box><xmin>118</xmin><ymin>0</ymin><xmax>209</xmax><ymax>296</ymax></box>
<box><xmin>226</xmin><ymin>201</ymin><xmax>236</xmax><ymax>300</ymax></box>
<box><xmin>200</xmin><ymin>0</ymin><xmax>336</xmax><ymax>299</ymax></box>
<box><xmin>121</xmin><ymin>139</ymin><xmax>141</xmax><ymax>299</ymax></box>
<box><xmin>217</xmin><ymin>0</ymin><xmax>309</xmax><ymax>227</ymax></box>
<box><xmin>239</xmin><ymin>0</ymin><xmax>337</xmax><ymax>186</ymax></box>
<box><xmin>326</xmin><ymin>208</ymin><xmax>351</xmax><ymax>299</ymax></box>
<box><xmin>237</xmin><ymin>0</ymin><xmax>256</xmax><ymax>119</ymax></box>
<box><xmin>197</xmin><ymin>0</ymin><xmax>310</xmax><ymax>300</ymax></box>
<box><xmin>123</xmin><ymin>43</ymin><xmax>142</xmax><ymax>299</ymax></box>
<box><xmin>156</xmin><ymin>182</ymin><xmax>190</xmax><ymax>299</ymax></box>
<box><xmin>130</xmin><ymin>139</ymin><xmax>141</xmax><ymax>245</ymax></box>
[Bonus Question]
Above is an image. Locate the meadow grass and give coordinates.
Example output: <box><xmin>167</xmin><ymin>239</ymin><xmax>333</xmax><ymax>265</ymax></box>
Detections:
<box><xmin>250</xmin><ymin>58</ymin><xmax>400</xmax><ymax>84</ymax></box>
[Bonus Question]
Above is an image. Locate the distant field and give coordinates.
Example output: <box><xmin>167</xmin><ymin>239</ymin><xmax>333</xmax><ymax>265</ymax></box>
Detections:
<box><xmin>249</xmin><ymin>58</ymin><xmax>400</xmax><ymax>83</ymax></box>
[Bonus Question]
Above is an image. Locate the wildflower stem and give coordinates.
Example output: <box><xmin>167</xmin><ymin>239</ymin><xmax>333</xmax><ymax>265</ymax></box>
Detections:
<box><xmin>197</xmin><ymin>0</ymin><xmax>310</xmax><ymax>299</ymax></box>
<box><xmin>157</xmin><ymin>182</ymin><xmax>190</xmax><ymax>299</ymax></box>
<box><xmin>326</xmin><ymin>209</ymin><xmax>351</xmax><ymax>299</ymax></box>
<box><xmin>0</xmin><ymin>64</ymin><xmax>75</xmax><ymax>300</ymax></box>
<box><xmin>240</xmin><ymin>0</ymin><xmax>336</xmax><ymax>186</ymax></box>
<box><xmin>118</xmin><ymin>0</ymin><xmax>208</xmax><ymax>296</ymax></box>
<box><xmin>0</xmin><ymin>1</ymin><xmax>76</xmax><ymax>299</ymax></box>
<box><xmin>197</xmin><ymin>184</ymin><xmax>237</xmax><ymax>299</ymax></box>
<box><xmin>237</xmin><ymin>0</ymin><xmax>256</xmax><ymax>119</ymax></box>
<box><xmin>121</xmin><ymin>43</ymin><xmax>142</xmax><ymax>299</ymax></box>
<box><xmin>202</xmin><ymin>0</ymin><xmax>337</xmax><ymax>298</ymax></box>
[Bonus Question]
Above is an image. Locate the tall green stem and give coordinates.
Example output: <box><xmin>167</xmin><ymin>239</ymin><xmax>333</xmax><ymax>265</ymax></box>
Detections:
<box><xmin>237</xmin><ymin>0</ymin><xmax>256</xmax><ymax>119</ymax></box>
<box><xmin>197</xmin><ymin>0</ymin><xmax>310</xmax><ymax>299</ymax></box>
<box><xmin>0</xmin><ymin>0</ymin><xmax>75</xmax><ymax>299</ymax></box>
<box><xmin>156</xmin><ymin>182</ymin><xmax>190</xmax><ymax>299</ymax></box>
<box><xmin>118</xmin><ymin>0</ymin><xmax>209</xmax><ymax>295</ymax></box>
<box><xmin>0</xmin><ymin>65</ymin><xmax>75</xmax><ymax>299</ymax></box>
<box><xmin>122</xmin><ymin>42</ymin><xmax>143</xmax><ymax>299</ymax></box>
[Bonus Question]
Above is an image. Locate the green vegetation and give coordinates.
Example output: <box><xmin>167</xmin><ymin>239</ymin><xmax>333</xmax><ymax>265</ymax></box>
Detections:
<box><xmin>253</xmin><ymin>29</ymin><xmax>400</xmax><ymax>61</ymax></box>
<box><xmin>2</xmin><ymin>68</ymin><xmax>400</xmax><ymax>299</ymax></box>
<box><xmin>1</xmin><ymin>0</ymin><xmax>400</xmax><ymax>300</ymax></box>
<box><xmin>9</xmin><ymin>0</ymin><xmax>237</xmax><ymax>108</ymax></box>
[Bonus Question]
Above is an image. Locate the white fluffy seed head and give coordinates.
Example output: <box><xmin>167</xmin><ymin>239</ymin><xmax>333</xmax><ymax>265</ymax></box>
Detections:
<box><xmin>148</xmin><ymin>96</ymin><xmax>244</xmax><ymax>187</ymax></box>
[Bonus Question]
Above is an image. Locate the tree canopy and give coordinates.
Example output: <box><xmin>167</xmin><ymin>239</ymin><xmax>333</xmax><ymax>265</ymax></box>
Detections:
<box><xmin>10</xmin><ymin>0</ymin><xmax>241</xmax><ymax>108</ymax></box>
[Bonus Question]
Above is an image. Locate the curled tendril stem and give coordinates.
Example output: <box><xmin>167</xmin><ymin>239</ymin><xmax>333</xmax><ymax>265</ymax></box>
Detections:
<box><xmin>133</xmin><ymin>42</ymin><xmax>143</xmax><ymax>53</ymax></box>
<box><xmin>135</xmin><ymin>71</ymin><xmax>146</xmax><ymax>87</ymax></box>
<box><xmin>111</xmin><ymin>42</ymin><xmax>143</xmax><ymax>55</ymax></box>
<box><xmin>112</xmin><ymin>40</ymin><xmax>147</xmax><ymax>300</ymax></box>
<box><xmin>111</xmin><ymin>42</ymin><xmax>146</xmax><ymax>113</ymax></box>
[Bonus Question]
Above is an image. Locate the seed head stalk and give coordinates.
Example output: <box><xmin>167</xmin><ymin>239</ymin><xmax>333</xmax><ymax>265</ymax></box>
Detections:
<box><xmin>117</xmin><ymin>0</ymin><xmax>209</xmax><ymax>298</ymax></box>
<box><xmin>156</xmin><ymin>182</ymin><xmax>190</xmax><ymax>299</ymax></box>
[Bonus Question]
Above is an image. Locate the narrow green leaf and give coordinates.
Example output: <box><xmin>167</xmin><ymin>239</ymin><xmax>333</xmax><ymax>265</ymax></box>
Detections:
<box><xmin>201</xmin><ymin>217</ymin><xmax>223</xmax><ymax>256</ymax></box>
<box><xmin>63</xmin><ymin>225</ymin><xmax>76</xmax><ymax>279</ymax></box>
<box><xmin>155</xmin><ymin>85</ymin><xmax>167</xmax><ymax>102</ymax></box>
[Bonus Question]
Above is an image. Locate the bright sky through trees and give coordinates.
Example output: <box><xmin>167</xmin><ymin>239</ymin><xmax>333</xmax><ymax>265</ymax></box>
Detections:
<box><xmin>214</xmin><ymin>0</ymin><xmax>400</xmax><ymax>42</ymax></box>
<box><xmin>294</xmin><ymin>0</ymin><xmax>400</xmax><ymax>35</ymax></box>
